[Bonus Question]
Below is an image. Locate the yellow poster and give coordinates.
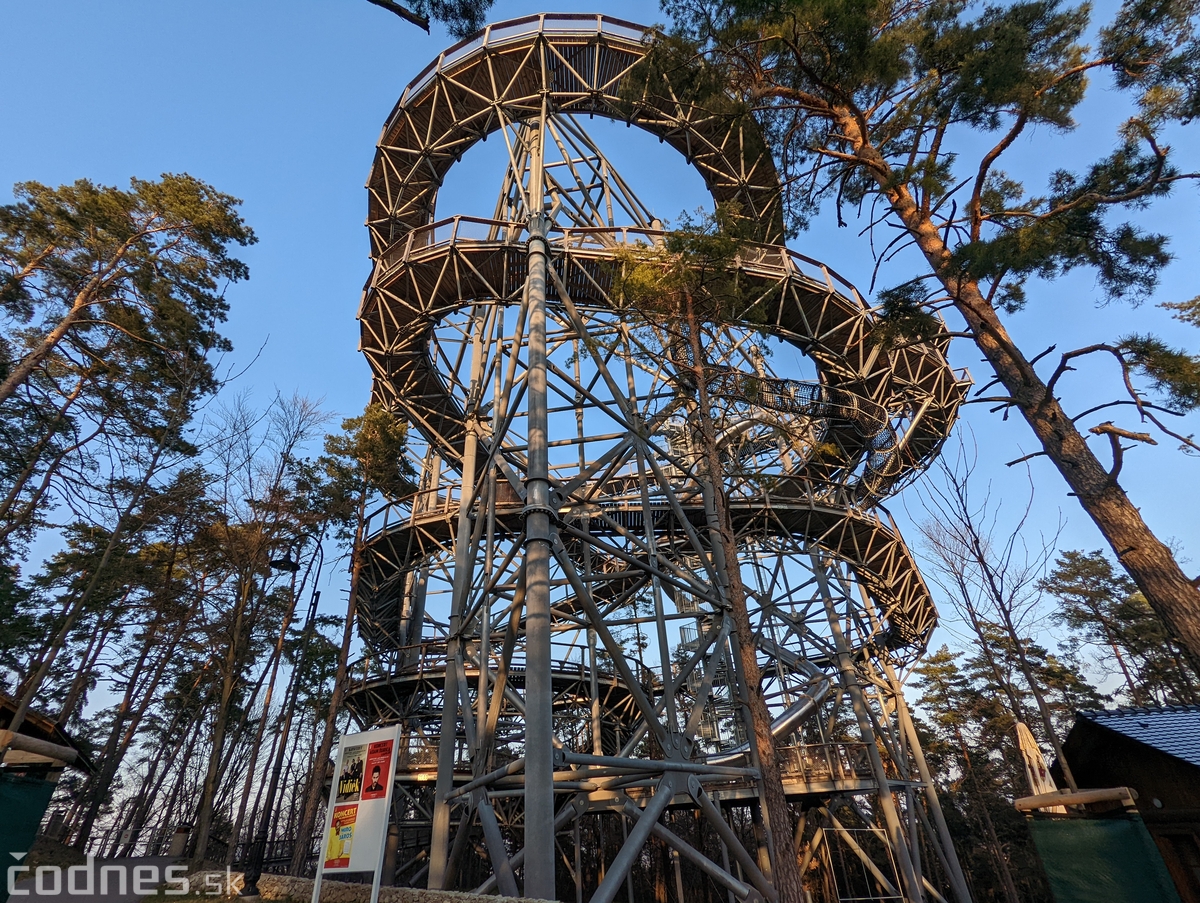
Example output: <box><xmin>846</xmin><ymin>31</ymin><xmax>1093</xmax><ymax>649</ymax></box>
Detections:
<box><xmin>323</xmin><ymin>804</ymin><xmax>358</xmax><ymax>869</ymax></box>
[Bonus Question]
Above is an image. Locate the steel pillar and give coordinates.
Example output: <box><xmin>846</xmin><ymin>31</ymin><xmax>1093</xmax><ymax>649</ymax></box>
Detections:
<box><xmin>522</xmin><ymin>95</ymin><xmax>556</xmax><ymax>900</ymax></box>
<box><xmin>814</xmin><ymin>555</ymin><xmax>922</xmax><ymax>902</ymax></box>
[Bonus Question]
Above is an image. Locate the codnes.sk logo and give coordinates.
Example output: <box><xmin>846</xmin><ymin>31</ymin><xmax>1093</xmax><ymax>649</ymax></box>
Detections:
<box><xmin>7</xmin><ymin>854</ymin><xmax>237</xmax><ymax>897</ymax></box>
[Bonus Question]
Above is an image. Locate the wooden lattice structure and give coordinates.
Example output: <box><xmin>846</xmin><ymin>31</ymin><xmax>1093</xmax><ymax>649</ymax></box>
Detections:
<box><xmin>344</xmin><ymin>14</ymin><xmax>975</xmax><ymax>903</ymax></box>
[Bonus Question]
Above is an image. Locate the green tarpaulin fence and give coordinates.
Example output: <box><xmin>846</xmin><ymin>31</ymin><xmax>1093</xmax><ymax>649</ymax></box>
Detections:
<box><xmin>1028</xmin><ymin>813</ymin><xmax>1181</xmax><ymax>903</ymax></box>
<box><xmin>0</xmin><ymin>774</ymin><xmax>56</xmax><ymax>903</ymax></box>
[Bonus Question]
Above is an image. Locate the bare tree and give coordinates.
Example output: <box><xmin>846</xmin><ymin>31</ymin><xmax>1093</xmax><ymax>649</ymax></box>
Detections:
<box><xmin>190</xmin><ymin>393</ymin><xmax>329</xmax><ymax>861</ymax></box>
<box><xmin>914</xmin><ymin>434</ymin><xmax>1081</xmax><ymax>791</ymax></box>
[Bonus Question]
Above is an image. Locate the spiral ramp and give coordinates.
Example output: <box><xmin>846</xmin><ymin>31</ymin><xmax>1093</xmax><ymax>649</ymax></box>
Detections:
<box><xmin>343</xmin><ymin>15</ymin><xmax>974</xmax><ymax>903</ymax></box>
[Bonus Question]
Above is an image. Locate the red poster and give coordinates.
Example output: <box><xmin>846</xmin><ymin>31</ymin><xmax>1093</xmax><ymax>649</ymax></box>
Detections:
<box><xmin>323</xmin><ymin>804</ymin><xmax>358</xmax><ymax>869</ymax></box>
<box><xmin>361</xmin><ymin>739</ymin><xmax>394</xmax><ymax>800</ymax></box>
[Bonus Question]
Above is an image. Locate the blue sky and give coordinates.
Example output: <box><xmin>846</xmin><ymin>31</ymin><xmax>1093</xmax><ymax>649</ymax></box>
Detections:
<box><xmin>3</xmin><ymin>1</ymin><xmax>1198</xmax><ymax>667</ymax></box>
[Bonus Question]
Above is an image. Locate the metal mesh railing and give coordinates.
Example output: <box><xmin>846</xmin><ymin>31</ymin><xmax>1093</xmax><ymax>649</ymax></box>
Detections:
<box><xmin>703</xmin><ymin>369</ymin><xmax>887</xmax><ymax>438</ymax></box>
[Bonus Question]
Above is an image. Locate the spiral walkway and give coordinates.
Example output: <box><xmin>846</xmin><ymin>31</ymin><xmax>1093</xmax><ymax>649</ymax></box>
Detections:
<box><xmin>346</xmin><ymin>14</ymin><xmax>974</xmax><ymax>903</ymax></box>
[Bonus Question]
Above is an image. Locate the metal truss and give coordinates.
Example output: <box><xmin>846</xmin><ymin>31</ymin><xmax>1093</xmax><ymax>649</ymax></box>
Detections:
<box><xmin>346</xmin><ymin>14</ymin><xmax>975</xmax><ymax>903</ymax></box>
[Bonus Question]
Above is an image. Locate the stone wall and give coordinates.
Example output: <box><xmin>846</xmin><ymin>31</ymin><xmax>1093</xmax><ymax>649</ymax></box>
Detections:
<box><xmin>186</xmin><ymin>871</ymin><xmax>554</xmax><ymax>903</ymax></box>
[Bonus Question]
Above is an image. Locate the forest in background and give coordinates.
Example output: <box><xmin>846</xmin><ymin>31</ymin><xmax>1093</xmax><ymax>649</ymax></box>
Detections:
<box><xmin>0</xmin><ymin>173</ymin><xmax>1194</xmax><ymax>903</ymax></box>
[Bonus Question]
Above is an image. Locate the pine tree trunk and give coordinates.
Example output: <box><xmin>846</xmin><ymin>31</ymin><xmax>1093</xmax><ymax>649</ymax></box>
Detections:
<box><xmin>70</xmin><ymin>628</ymin><xmax>158</xmax><ymax>848</ymax></box>
<box><xmin>0</xmin><ymin>290</ymin><xmax>93</xmax><ymax>408</ymax></box>
<box><xmin>0</xmin><ymin>233</ymin><xmax>142</xmax><ymax>409</ymax></box>
<box><xmin>680</xmin><ymin>293</ymin><xmax>806</xmax><ymax>903</ymax></box>
<box><xmin>2</xmin><ymin>438</ymin><xmax>169</xmax><ymax>751</ymax></box>
<box><xmin>835</xmin><ymin>112</ymin><xmax>1200</xmax><ymax>669</ymax></box>
<box><xmin>288</xmin><ymin>493</ymin><xmax>366</xmax><ymax>876</ymax></box>
<box><xmin>994</xmin><ymin>610</ymin><xmax>1078</xmax><ymax>791</ymax></box>
<box><xmin>0</xmin><ymin>377</ymin><xmax>87</xmax><ymax>539</ymax></box>
<box><xmin>74</xmin><ymin>592</ymin><xmax>198</xmax><ymax>848</ymax></box>
<box><xmin>226</xmin><ymin>581</ymin><xmax>299</xmax><ymax>865</ymax></box>
<box><xmin>56</xmin><ymin>604</ymin><xmax>121</xmax><ymax>727</ymax></box>
<box><xmin>160</xmin><ymin>723</ymin><xmax>205</xmax><ymax>849</ymax></box>
<box><xmin>117</xmin><ymin>651</ymin><xmax>211</xmax><ymax>856</ymax></box>
<box><xmin>915</xmin><ymin>217</ymin><xmax>1200</xmax><ymax>668</ymax></box>
<box><xmin>115</xmin><ymin>737</ymin><xmax>173</xmax><ymax>857</ymax></box>
<box><xmin>959</xmin><ymin>739</ymin><xmax>1021</xmax><ymax>903</ymax></box>
<box><xmin>193</xmin><ymin>575</ymin><xmax>256</xmax><ymax>861</ymax></box>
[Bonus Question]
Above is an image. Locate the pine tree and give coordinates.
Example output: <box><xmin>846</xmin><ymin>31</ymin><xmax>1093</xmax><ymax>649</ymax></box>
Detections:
<box><xmin>611</xmin><ymin>206</ymin><xmax>806</xmax><ymax>903</ymax></box>
<box><xmin>288</xmin><ymin>403</ymin><xmax>413</xmax><ymax>875</ymax></box>
<box><xmin>1041</xmin><ymin>549</ymin><xmax>1200</xmax><ymax>704</ymax></box>
<box><xmin>644</xmin><ymin>0</ymin><xmax>1200</xmax><ymax>664</ymax></box>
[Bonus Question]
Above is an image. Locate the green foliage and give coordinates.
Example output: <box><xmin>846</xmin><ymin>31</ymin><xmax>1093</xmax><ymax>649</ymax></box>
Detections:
<box><xmin>318</xmin><ymin>403</ymin><xmax>415</xmax><ymax>543</ymax></box>
<box><xmin>0</xmin><ymin>559</ymin><xmax>34</xmax><ymax>684</ymax></box>
<box><xmin>951</xmin><ymin>142</ymin><xmax>1175</xmax><ymax>305</ymax></box>
<box><xmin>1040</xmin><ymin>549</ymin><xmax>1200</xmax><ymax>703</ymax></box>
<box><xmin>0</xmin><ymin>173</ymin><xmax>253</xmax><ymax>457</ymax></box>
<box><xmin>612</xmin><ymin>203</ymin><xmax>769</xmax><ymax>325</ymax></box>
<box><xmin>409</xmin><ymin>0</ymin><xmax>495</xmax><ymax>37</ymax></box>
<box><xmin>913</xmin><ymin>646</ymin><xmax>1057</xmax><ymax>902</ymax></box>
<box><xmin>929</xmin><ymin>0</ymin><xmax>1088</xmax><ymax>129</ymax></box>
<box><xmin>1164</xmin><ymin>294</ymin><xmax>1200</xmax><ymax>328</ymax></box>
<box><xmin>0</xmin><ymin>174</ymin><xmax>253</xmax><ymax>373</ymax></box>
<box><xmin>283</xmin><ymin>613</ymin><xmax>344</xmax><ymax>711</ymax></box>
<box><xmin>31</xmin><ymin>523</ymin><xmax>141</xmax><ymax>608</ymax></box>
<box><xmin>659</xmin><ymin>0</ymin><xmax>1199</xmax><ymax>303</ymax></box>
<box><xmin>323</xmin><ymin>402</ymin><xmax>414</xmax><ymax>498</ymax></box>
<box><xmin>1118</xmin><ymin>334</ymin><xmax>1200</xmax><ymax>410</ymax></box>
<box><xmin>914</xmin><ymin>635</ymin><xmax>1106</xmax><ymax>897</ymax></box>
<box><xmin>869</xmin><ymin>281</ymin><xmax>943</xmax><ymax>347</ymax></box>
<box><xmin>0</xmin><ymin>174</ymin><xmax>255</xmax><ymax>555</ymax></box>
<box><xmin>1101</xmin><ymin>0</ymin><xmax>1200</xmax><ymax>124</ymax></box>
<box><xmin>925</xmin><ymin>626</ymin><xmax>1107</xmax><ymax>747</ymax></box>
<box><xmin>0</xmin><ymin>339</ymin><xmax>71</xmax><ymax>546</ymax></box>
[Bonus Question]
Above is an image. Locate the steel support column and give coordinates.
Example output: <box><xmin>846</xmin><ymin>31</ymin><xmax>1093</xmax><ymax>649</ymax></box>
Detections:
<box><xmin>813</xmin><ymin>555</ymin><xmax>923</xmax><ymax>902</ymax></box>
<box><xmin>522</xmin><ymin>96</ymin><xmax>556</xmax><ymax>896</ymax></box>
<box><xmin>428</xmin><ymin>310</ymin><xmax>485</xmax><ymax>890</ymax></box>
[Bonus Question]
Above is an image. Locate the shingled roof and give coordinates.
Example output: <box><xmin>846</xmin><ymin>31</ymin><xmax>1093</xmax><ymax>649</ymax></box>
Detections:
<box><xmin>1077</xmin><ymin>706</ymin><xmax>1200</xmax><ymax>769</ymax></box>
<box><xmin>0</xmin><ymin>690</ymin><xmax>94</xmax><ymax>773</ymax></box>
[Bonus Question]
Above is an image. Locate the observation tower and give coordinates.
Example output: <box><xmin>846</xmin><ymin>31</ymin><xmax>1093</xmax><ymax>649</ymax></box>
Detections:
<box><xmin>345</xmin><ymin>14</ymin><xmax>974</xmax><ymax>903</ymax></box>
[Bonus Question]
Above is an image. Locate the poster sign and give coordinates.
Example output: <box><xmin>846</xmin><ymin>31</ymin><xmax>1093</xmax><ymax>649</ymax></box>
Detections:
<box><xmin>311</xmin><ymin>726</ymin><xmax>399</xmax><ymax>903</ymax></box>
<box><xmin>323</xmin><ymin>804</ymin><xmax>358</xmax><ymax>869</ymax></box>
<box><xmin>362</xmin><ymin>739</ymin><xmax>393</xmax><ymax>800</ymax></box>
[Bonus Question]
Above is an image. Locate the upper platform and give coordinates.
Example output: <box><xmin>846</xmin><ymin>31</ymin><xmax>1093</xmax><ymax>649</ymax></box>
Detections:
<box><xmin>367</xmin><ymin>13</ymin><xmax>785</xmax><ymax>252</ymax></box>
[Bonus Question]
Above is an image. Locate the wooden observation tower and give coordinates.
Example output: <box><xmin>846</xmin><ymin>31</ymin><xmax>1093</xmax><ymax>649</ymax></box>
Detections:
<box><xmin>345</xmin><ymin>14</ymin><xmax>975</xmax><ymax>903</ymax></box>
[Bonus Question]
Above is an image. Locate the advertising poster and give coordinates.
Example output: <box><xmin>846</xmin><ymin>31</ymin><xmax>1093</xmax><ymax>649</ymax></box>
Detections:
<box><xmin>323</xmin><ymin>804</ymin><xmax>358</xmax><ymax>869</ymax></box>
<box><xmin>335</xmin><ymin>744</ymin><xmax>366</xmax><ymax>803</ymax></box>
<box><xmin>312</xmin><ymin>725</ymin><xmax>399</xmax><ymax>903</ymax></box>
<box><xmin>362</xmin><ymin>739</ymin><xmax>393</xmax><ymax>800</ymax></box>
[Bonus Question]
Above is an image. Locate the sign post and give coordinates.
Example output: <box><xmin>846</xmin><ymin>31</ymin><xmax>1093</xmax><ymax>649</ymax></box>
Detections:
<box><xmin>309</xmin><ymin>726</ymin><xmax>399</xmax><ymax>903</ymax></box>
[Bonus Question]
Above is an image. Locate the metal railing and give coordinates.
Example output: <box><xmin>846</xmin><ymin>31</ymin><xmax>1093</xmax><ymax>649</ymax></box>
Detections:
<box><xmin>399</xmin><ymin>14</ymin><xmax>651</xmax><ymax>106</ymax></box>
<box><xmin>378</xmin><ymin>215</ymin><xmax>874</xmax><ymax>316</ymax></box>
<box><xmin>350</xmin><ymin>639</ymin><xmax>651</xmax><ymax>692</ymax></box>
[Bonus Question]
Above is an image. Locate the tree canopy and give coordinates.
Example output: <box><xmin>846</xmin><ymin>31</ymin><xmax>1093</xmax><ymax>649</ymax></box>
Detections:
<box><xmin>640</xmin><ymin>0</ymin><xmax>1200</xmax><ymax>663</ymax></box>
<box><xmin>0</xmin><ymin>174</ymin><xmax>254</xmax><ymax>407</ymax></box>
<box><xmin>365</xmin><ymin>0</ymin><xmax>496</xmax><ymax>36</ymax></box>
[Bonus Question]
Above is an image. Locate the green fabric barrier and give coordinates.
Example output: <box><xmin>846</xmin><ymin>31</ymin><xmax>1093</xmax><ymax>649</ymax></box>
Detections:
<box><xmin>0</xmin><ymin>774</ymin><xmax>56</xmax><ymax>903</ymax></box>
<box><xmin>1028</xmin><ymin>813</ymin><xmax>1182</xmax><ymax>903</ymax></box>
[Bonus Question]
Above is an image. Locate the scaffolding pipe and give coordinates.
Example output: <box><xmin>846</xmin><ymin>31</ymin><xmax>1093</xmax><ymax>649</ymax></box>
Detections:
<box><xmin>814</xmin><ymin>555</ymin><xmax>922</xmax><ymax>903</ymax></box>
<box><xmin>522</xmin><ymin>94</ymin><xmax>556</xmax><ymax>901</ymax></box>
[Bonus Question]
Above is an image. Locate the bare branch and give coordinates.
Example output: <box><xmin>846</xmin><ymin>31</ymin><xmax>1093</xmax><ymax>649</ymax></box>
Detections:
<box><xmin>1005</xmin><ymin>451</ymin><xmax>1048</xmax><ymax>467</ymax></box>
<box><xmin>364</xmin><ymin>0</ymin><xmax>430</xmax><ymax>30</ymax></box>
<box><xmin>1071</xmin><ymin>398</ymin><xmax>1184</xmax><ymax>423</ymax></box>
<box><xmin>1088</xmin><ymin>420</ymin><xmax>1157</xmax><ymax>446</ymax></box>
